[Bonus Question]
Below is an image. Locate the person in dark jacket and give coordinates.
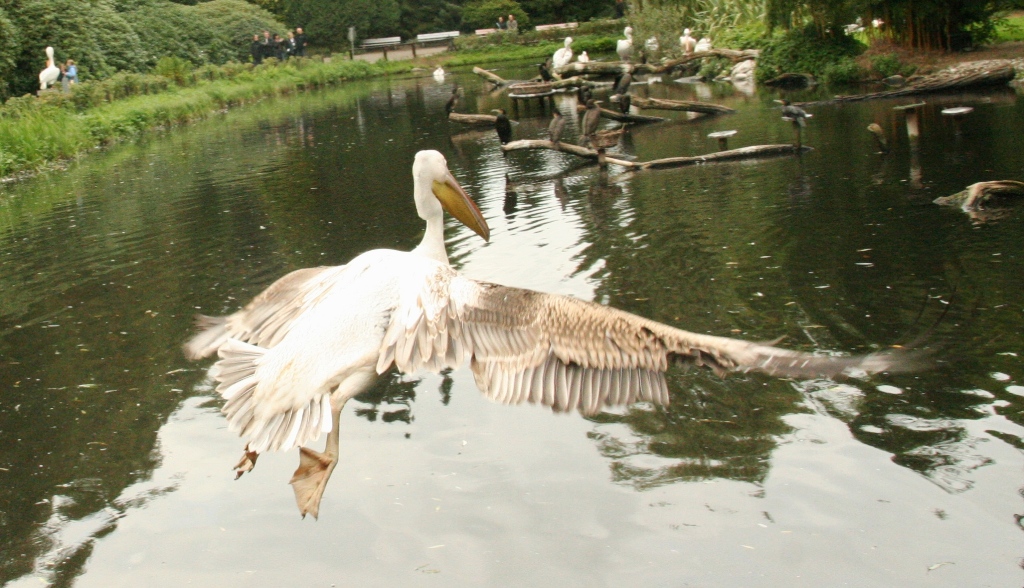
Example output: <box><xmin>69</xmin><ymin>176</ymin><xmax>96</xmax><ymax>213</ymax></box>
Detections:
<box><xmin>251</xmin><ymin>34</ymin><xmax>263</xmax><ymax>65</ymax></box>
<box><xmin>294</xmin><ymin>27</ymin><xmax>307</xmax><ymax>56</ymax></box>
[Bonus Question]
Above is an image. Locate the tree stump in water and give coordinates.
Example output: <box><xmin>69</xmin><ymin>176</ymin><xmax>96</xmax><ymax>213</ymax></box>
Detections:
<box><xmin>934</xmin><ymin>181</ymin><xmax>1024</xmax><ymax>211</ymax></box>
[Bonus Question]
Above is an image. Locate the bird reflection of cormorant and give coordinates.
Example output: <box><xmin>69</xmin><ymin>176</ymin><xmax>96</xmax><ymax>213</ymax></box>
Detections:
<box><xmin>492</xmin><ymin>109</ymin><xmax>513</xmax><ymax>144</ymax></box>
<box><xmin>504</xmin><ymin>174</ymin><xmax>518</xmax><ymax>215</ymax></box>
<box><xmin>580</xmin><ymin>99</ymin><xmax>600</xmax><ymax>146</ymax></box>
<box><xmin>548</xmin><ymin>110</ymin><xmax>566</xmax><ymax>144</ymax></box>
<box><xmin>444</xmin><ymin>86</ymin><xmax>460</xmax><ymax>115</ymax></box>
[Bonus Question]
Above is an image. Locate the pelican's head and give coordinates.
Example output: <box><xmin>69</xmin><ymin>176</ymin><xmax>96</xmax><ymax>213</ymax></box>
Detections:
<box><xmin>412</xmin><ymin>150</ymin><xmax>489</xmax><ymax>242</ymax></box>
<box><xmin>624</xmin><ymin>26</ymin><xmax>633</xmax><ymax>37</ymax></box>
<box><xmin>564</xmin><ymin>37</ymin><xmax>573</xmax><ymax>47</ymax></box>
<box><xmin>774</xmin><ymin>99</ymin><xmax>791</xmax><ymax>106</ymax></box>
<box><xmin>684</xmin><ymin>28</ymin><xmax>691</xmax><ymax>36</ymax></box>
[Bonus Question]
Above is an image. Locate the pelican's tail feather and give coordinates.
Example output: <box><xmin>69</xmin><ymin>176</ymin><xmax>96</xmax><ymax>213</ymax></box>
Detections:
<box><xmin>183</xmin><ymin>314</ymin><xmax>229</xmax><ymax>360</ymax></box>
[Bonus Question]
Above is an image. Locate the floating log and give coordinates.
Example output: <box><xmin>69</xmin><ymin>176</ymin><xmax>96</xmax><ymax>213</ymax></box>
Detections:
<box><xmin>555</xmin><ymin>61</ymin><xmax>634</xmax><ymax>78</ymax></box>
<box><xmin>934</xmin><ymin>180</ymin><xmax>1024</xmax><ymax>211</ymax></box>
<box><xmin>502</xmin><ymin>141</ymin><xmax>810</xmax><ymax>170</ymax></box>
<box><xmin>473</xmin><ymin>66</ymin><xmax>508</xmax><ymax>86</ymax></box>
<box><xmin>449</xmin><ymin>112</ymin><xmax>497</xmax><ymax>125</ymax></box>
<box><xmin>800</xmin><ymin>60</ymin><xmax>1017</xmax><ymax>106</ymax></box>
<box><xmin>630</xmin><ymin>96</ymin><xmax>735</xmax><ymax>115</ymax></box>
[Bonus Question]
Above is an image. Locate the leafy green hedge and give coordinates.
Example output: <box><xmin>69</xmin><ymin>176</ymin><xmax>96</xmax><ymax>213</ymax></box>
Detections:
<box><xmin>754</xmin><ymin>25</ymin><xmax>866</xmax><ymax>84</ymax></box>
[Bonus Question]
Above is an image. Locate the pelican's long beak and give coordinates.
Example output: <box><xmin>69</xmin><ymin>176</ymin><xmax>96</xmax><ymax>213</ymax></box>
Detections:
<box><xmin>433</xmin><ymin>173</ymin><xmax>490</xmax><ymax>242</ymax></box>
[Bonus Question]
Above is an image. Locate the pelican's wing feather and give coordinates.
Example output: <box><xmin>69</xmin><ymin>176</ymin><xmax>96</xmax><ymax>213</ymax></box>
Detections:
<box><xmin>183</xmin><ymin>265</ymin><xmax>345</xmax><ymax>359</ymax></box>
<box><xmin>378</xmin><ymin>265</ymin><xmax>917</xmax><ymax>415</ymax></box>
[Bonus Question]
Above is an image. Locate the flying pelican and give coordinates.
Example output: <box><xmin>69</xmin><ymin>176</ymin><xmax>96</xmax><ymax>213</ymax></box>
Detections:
<box><xmin>548</xmin><ymin>110</ymin><xmax>566</xmax><ymax>144</ymax></box>
<box><xmin>444</xmin><ymin>86</ymin><xmax>460</xmax><ymax>115</ymax></box>
<box><xmin>39</xmin><ymin>47</ymin><xmax>60</xmax><ymax>91</ymax></box>
<box><xmin>552</xmin><ymin>37</ymin><xmax>574</xmax><ymax>70</ymax></box>
<box><xmin>492</xmin><ymin>108</ymin><xmax>513</xmax><ymax>144</ymax></box>
<box><xmin>680</xmin><ymin>29</ymin><xmax>696</xmax><ymax>54</ymax></box>
<box><xmin>577</xmin><ymin>51</ymin><xmax>590</xmax><ymax>63</ymax></box>
<box><xmin>184</xmin><ymin>150</ymin><xmax>489</xmax><ymax>517</ymax></box>
<box><xmin>617</xmin><ymin>26</ymin><xmax>634</xmax><ymax>62</ymax></box>
<box><xmin>581</xmin><ymin>99</ymin><xmax>601</xmax><ymax>146</ymax></box>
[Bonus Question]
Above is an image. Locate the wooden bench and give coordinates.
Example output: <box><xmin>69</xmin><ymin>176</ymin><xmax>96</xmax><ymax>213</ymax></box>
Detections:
<box><xmin>534</xmin><ymin>22</ymin><xmax>578</xmax><ymax>32</ymax></box>
<box><xmin>360</xmin><ymin>36</ymin><xmax>401</xmax><ymax>60</ymax></box>
<box><xmin>475</xmin><ymin>28</ymin><xmax>498</xmax><ymax>36</ymax></box>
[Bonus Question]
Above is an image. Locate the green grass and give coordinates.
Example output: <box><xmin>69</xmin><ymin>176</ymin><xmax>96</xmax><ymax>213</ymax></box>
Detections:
<box><xmin>994</xmin><ymin>14</ymin><xmax>1024</xmax><ymax>43</ymax></box>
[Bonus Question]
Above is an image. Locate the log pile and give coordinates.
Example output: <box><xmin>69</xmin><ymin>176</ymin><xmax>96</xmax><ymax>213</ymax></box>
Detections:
<box><xmin>801</xmin><ymin>60</ymin><xmax>1017</xmax><ymax>106</ymax></box>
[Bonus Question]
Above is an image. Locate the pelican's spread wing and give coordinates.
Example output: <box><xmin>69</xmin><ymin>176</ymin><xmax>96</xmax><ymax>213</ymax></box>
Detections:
<box><xmin>183</xmin><ymin>265</ymin><xmax>346</xmax><ymax>359</ymax></box>
<box><xmin>378</xmin><ymin>265</ymin><xmax>915</xmax><ymax>415</ymax></box>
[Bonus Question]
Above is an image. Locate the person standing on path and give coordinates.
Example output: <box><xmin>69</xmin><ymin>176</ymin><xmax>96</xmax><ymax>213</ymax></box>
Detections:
<box><xmin>251</xmin><ymin>34</ymin><xmax>264</xmax><ymax>64</ymax></box>
<box><xmin>294</xmin><ymin>27</ymin><xmax>307</xmax><ymax>56</ymax></box>
<box><xmin>64</xmin><ymin>60</ymin><xmax>77</xmax><ymax>85</ymax></box>
<box><xmin>507</xmin><ymin>14</ymin><xmax>518</xmax><ymax>33</ymax></box>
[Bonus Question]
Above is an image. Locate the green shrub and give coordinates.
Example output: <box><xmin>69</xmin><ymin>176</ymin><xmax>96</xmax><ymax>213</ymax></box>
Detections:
<box><xmin>155</xmin><ymin>56</ymin><xmax>194</xmax><ymax>86</ymax></box>
<box><xmin>821</xmin><ymin>57</ymin><xmax>864</xmax><ymax>85</ymax></box>
<box><xmin>755</xmin><ymin>25</ymin><xmax>865</xmax><ymax>83</ymax></box>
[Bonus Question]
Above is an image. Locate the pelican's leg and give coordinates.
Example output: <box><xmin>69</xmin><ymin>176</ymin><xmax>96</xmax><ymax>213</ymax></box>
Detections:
<box><xmin>290</xmin><ymin>397</ymin><xmax>348</xmax><ymax>519</ymax></box>
<box><xmin>233</xmin><ymin>443</ymin><xmax>259</xmax><ymax>480</ymax></box>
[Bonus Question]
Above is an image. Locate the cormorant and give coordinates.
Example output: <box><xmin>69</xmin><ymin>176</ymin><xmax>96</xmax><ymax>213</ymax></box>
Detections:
<box><xmin>492</xmin><ymin>109</ymin><xmax>513</xmax><ymax>144</ymax></box>
<box><xmin>444</xmin><ymin>87</ymin><xmax>460</xmax><ymax>115</ymax></box>
<box><xmin>581</xmin><ymin>99</ymin><xmax>601</xmax><ymax>146</ymax></box>
<box><xmin>775</xmin><ymin>99</ymin><xmax>811</xmax><ymax>127</ymax></box>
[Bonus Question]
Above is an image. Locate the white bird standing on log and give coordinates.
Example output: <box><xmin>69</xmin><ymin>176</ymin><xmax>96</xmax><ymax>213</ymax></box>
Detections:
<box><xmin>39</xmin><ymin>47</ymin><xmax>60</xmax><ymax>90</ymax></box>
<box><xmin>184</xmin><ymin>151</ymin><xmax>921</xmax><ymax>518</ymax></box>
<box><xmin>552</xmin><ymin>37</ymin><xmax>574</xmax><ymax>70</ymax></box>
<box><xmin>617</xmin><ymin>26</ymin><xmax>634</xmax><ymax>62</ymax></box>
<box><xmin>679</xmin><ymin>29</ymin><xmax>696</xmax><ymax>54</ymax></box>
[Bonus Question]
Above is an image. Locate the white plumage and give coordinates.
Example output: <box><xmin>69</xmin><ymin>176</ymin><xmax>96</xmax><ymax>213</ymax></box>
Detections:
<box><xmin>577</xmin><ymin>51</ymin><xmax>589</xmax><ymax>63</ymax></box>
<box><xmin>39</xmin><ymin>47</ymin><xmax>59</xmax><ymax>90</ymax></box>
<box><xmin>552</xmin><ymin>37</ymin><xmax>573</xmax><ymax>70</ymax></box>
<box><xmin>616</xmin><ymin>26</ymin><xmax>633</xmax><ymax>62</ymax></box>
<box><xmin>679</xmin><ymin>28</ymin><xmax>696</xmax><ymax>54</ymax></box>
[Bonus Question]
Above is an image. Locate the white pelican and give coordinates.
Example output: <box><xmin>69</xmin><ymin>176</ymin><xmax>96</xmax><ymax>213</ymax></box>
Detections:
<box><xmin>695</xmin><ymin>37</ymin><xmax>712</xmax><ymax>52</ymax></box>
<box><xmin>616</xmin><ymin>26</ymin><xmax>633</xmax><ymax>62</ymax></box>
<box><xmin>433</xmin><ymin>66</ymin><xmax>445</xmax><ymax>81</ymax></box>
<box><xmin>552</xmin><ymin>37</ymin><xmax>573</xmax><ymax>70</ymax></box>
<box><xmin>679</xmin><ymin>28</ymin><xmax>696</xmax><ymax>54</ymax></box>
<box><xmin>39</xmin><ymin>47</ymin><xmax>60</xmax><ymax>90</ymax></box>
<box><xmin>185</xmin><ymin>151</ymin><xmax>919</xmax><ymax>518</ymax></box>
<box><xmin>577</xmin><ymin>51</ymin><xmax>590</xmax><ymax>63</ymax></box>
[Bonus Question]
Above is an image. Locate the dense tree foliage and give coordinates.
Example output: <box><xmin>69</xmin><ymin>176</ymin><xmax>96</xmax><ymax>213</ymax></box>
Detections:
<box><xmin>280</xmin><ymin>0</ymin><xmax>401</xmax><ymax>46</ymax></box>
<box><xmin>0</xmin><ymin>0</ymin><xmax>283</xmax><ymax>99</ymax></box>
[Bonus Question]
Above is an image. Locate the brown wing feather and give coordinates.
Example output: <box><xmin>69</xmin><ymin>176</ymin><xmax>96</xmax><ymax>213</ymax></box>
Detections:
<box><xmin>378</xmin><ymin>267</ymin><xmax>920</xmax><ymax>416</ymax></box>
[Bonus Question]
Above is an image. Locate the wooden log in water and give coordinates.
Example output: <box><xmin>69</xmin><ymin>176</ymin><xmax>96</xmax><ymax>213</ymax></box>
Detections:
<box><xmin>449</xmin><ymin>112</ymin><xmax>497</xmax><ymax>125</ymax></box>
<box><xmin>597</xmin><ymin>106</ymin><xmax>666</xmax><ymax>123</ymax></box>
<box><xmin>473</xmin><ymin>66</ymin><xmax>508</xmax><ymax>86</ymax></box>
<box><xmin>800</xmin><ymin>61</ymin><xmax>1017</xmax><ymax>106</ymax></box>
<box><xmin>501</xmin><ymin>140</ymin><xmax>809</xmax><ymax>170</ymax></box>
<box><xmin>649</xmin><ymin>49</ymin><xmax>760</xmax><ymax>74</ymax></box>
<box><xmin>555</xmin><ymin>61</ymin><xmax>634</xmax><ymax>78</ymax></box>
<box><xmin>934</xmin><ymin>180</ymin><xmax>1024</xmax><ymax>210</ymax></box>
<box><xmin>630</xmin><ymin>96</ymin><xmax>735</xmax><ymax>115</ymax></box>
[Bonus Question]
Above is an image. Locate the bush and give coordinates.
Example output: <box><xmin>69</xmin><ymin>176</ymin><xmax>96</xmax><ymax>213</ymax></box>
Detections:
<box><xmin>821</xmin><ymin>57</ymin><xmax>864</xmax><ymax>85</ymax></box>
<box><xmin>155</xmin><ymin>56</ymin><xmax>193</xmax><ymax>85</ymax></box>
<box><xmin>869</xmin><ymin>53</ymin><xmax>915</xmax><ymax>78</ymax></box>
<box><xmin>755</xmin><ymin>25</ymin><xmax>865</xmax><ymax>83</ymax></box>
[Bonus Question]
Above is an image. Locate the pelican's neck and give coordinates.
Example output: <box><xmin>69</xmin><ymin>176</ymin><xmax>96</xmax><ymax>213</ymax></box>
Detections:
<box><xmin>414</xmin><ymin>213</ymin><xmax>448</xmax><ymax>264</ymax></box>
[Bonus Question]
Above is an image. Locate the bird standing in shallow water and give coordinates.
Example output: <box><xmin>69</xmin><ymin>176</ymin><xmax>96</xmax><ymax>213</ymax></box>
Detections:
<box><xmin>184</xmin><ymin>152</ymin><xmax>922</xmax><ymax>519</ymax></box>
<box><xmin>492</xmin><ymin>108</ymin><xmax>513</xmax><ymax>144</ymax></box>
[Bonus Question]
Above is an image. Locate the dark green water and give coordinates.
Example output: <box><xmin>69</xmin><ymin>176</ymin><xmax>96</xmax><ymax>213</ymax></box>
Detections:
<box><xmin>1</xmin><ymin>65</ymin><xmax>1023</xmax><ymax>587</ymax></box>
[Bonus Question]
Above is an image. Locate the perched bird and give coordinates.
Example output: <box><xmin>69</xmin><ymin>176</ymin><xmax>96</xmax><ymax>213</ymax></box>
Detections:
<box><xmin>616</xmin><ymin>26</ymin><xmax>634</xmax><ymax>62</ymax></box>
<box><xmin>613</xmin><ymin>72</ymin><xmax>632</xmax><ymax>96</ymax></box>
<box><xmin>185</xmin><ymin>152</ymin><xmax>922</xmax><ymax>518</ymax></box>
<box><xmin>679</xmin><ymin>28</ymin><xmax>696</xmax><ymax>54</ymax></box>
<box><xmin>695</xmin><ymin>37</ymin><xmax>712</xmax><ymax>52</ymax></box>
<box><xmin>577</xmin><ymin>83</ymin><xmax>592</xmax><ymax>104</ymax></box>
<box><xmin>433</xmin><ymin>66</ymin><xmax>445</xmax><ymax>81</ymax></box>
<box><xmin>775</xmin><ymin>99</ymin><xmax>811</xmax><ymax>127</ymax></box>
<box><xmin>183</xmin><ymin>150</ymin><xmax>489</xmax><ymax>518</ymax></box>
<box><xmin>538</xmin><ymin>59</ymin><xmax>553</xmax><ymax>82</ymax></box>
<box><xmin>581</xmin><ymin>99</ymin><xmax>601</xmax><ymax>146</ymax></box>
<box><xmin>617</xmin><ymin>93</ymin><xmax>631</xmax><ymax>115</ymax></box>
<box><xmin>39</xmin><ymin>47</ymin><xmax>60</xmax><ymax>91</ymax></box>
<box><xmin>444</xmin><ymin>86</ymin><xmax>460</xmax><ymax>115</ymax></box>
<box><xmin>577</xmin><ymin>51</ymin><xmax>590</xmax><ymax>63</ymax></box>
<box><xmin>492</xmin><ymin>108</ymin><xmax>513</xmax><ymax>144</ymax></box>
<box><xmin>552</xmin><ymin>37</ymin><xmax>574</xmax><ymax>70</ymax></box>
<box><xmin>548</xmin><ymin>110</ymin><xmax>566</xmax><ymax>144</ymax></box>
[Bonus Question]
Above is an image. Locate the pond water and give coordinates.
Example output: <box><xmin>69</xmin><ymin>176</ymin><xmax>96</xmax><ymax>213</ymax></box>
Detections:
<box><xmin>1</xmin><ymin>63</ymin><xmax>1023</xmax><ymax>587</ymax></box>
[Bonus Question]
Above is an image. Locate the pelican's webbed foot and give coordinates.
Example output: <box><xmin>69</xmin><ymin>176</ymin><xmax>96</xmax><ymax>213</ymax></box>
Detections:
<box><xmin>289</xmin><ymin>446</ymin><xmax>338</xmax><ymax>519</ymax></box>
<box><xmin>233</xmin><ymin>444</ymin><xmax>259</xmax><ymax>480</ymax></box>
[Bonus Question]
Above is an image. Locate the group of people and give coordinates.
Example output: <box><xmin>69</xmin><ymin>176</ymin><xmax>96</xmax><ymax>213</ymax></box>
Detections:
<box><xmin>494</xmin><ymin>14</ymin><xmax>519</xmax><ymax>32</ymax></box>
<box><xmin>251</xmin><ymin>28</ymin><xmax>307</xmax><ymax>65</ymax></box>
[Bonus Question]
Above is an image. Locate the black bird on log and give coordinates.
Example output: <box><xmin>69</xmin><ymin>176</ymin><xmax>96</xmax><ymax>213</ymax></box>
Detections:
<box><xmin>492</xmin><ymin>109</ymin><xmax>513</xmax><ymax>144</ymax></box>
<box><xmin>577</xmin><ymin>83</ymin><xmax>592</xmax><ymax>104</ymax></box>
<box><xmin>548</xmin><ymin>110</ymin><xmax>566</xmax><ymax>144</ymax></box>
<box><xmin>539</xmin><ymin>58</ymin><xmax>553</xmax><ymax>82</ymax></box>
<box><xmin>613</xmin><ymin>72</ymin><xmax>632</xmax><ymax>96</ymax></box>
<box><xmin>580</xmin><ymin>99</ymin><xmax>601</xmax><ymax>146</ymax></box>
<box><xmin>444</xmin><ymin>86</ymin><xmax>460</xmax><ymax>115</ymax></box>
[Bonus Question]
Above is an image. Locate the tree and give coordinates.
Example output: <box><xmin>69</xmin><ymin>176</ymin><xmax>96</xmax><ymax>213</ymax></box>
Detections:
<box><xmin>281</xmin><ymin>0</ymin><xmax>401</xmax><ymax>47</ymax></box>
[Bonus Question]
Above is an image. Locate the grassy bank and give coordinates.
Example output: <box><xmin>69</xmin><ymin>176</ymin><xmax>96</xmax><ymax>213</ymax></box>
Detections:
<box><xmin>0</xmin><ymin>56</ymin><xmax>415</xmax><ymax>180</ymax></box>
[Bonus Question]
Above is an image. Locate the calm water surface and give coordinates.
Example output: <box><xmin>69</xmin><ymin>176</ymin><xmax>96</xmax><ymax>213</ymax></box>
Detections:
<box><xmin>1</xmin><ymin>64</ymin><xmax>1023</xmax><ymax>587</ymax></box>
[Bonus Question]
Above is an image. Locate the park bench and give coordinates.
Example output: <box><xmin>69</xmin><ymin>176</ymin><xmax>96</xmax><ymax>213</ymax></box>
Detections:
<box><xmin>475</xmin><ymin>28</ymin><xmax>498</xmax><ymax>36</ymax></box>
<box><xmin>534</xmin><ymin>22</ymin><xmax>578</xmax><ymax>32</ymax></box>
<box><xmin>360</xmin><ymin>36</ymin><xmax>402</xmax><ymax>60</ymax></box>
<box><xmin>416</xmin><ymin>31</ymin><xmax>460</xmax><ymax>45</ymax></box>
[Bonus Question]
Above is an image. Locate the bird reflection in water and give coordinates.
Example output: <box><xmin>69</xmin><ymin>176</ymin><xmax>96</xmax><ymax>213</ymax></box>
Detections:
<box><xmin>185</xmin><ymin>151</ymin><xmax>923</xmax><ymax>519</ymax></box>
<box><xmin>504</xmin><ymin>173</ymin><xmax>519</xmax><ymax>216</ymax></box>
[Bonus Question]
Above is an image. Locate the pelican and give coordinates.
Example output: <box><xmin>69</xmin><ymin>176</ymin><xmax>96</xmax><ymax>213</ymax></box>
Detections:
<box><xmin>548</xmin><ymin>110</ymin><xmax>566</xmax><ymax>144</ymax></box>
<box><xmin>695</xmin><ymin>37</ymin><xmax>712</xmax><ymax>52</ymax></box>
<box><xmin>617</xmin><ymin>26</ymin><xmax>634</xmax><ymax>62</ymax></box>
<box><xmin>492</xmin><ymin>108</ymin><xmax>513</xmax><ymax>144</ymax></box>
<box><xmin>185</xmin><ymin>152</ymin><xmax>921</xmax><ymax>519</ymax></box>
<box><xmin>39</xmin><ymin>47</ymin><xmax>60</xmax><ymax>91</ymax></box>
<box><xmin>577</xmin><ymin>51</ymin><xmax>590</xmax><ymax>63</ymax></box>
<box><xmin>552</xmin><ymin>37</ymin><xmax>573</xmax><ymax>70</ymax></box>
<box><xmin>433</xmin><ymin>66</ymin><xmax>445</xmax><ymax>81</ymax></box>
<box><xmin>680</xmin><ymin>28</ymin><xmax>696</xmax><ymax>54</ymax></box>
